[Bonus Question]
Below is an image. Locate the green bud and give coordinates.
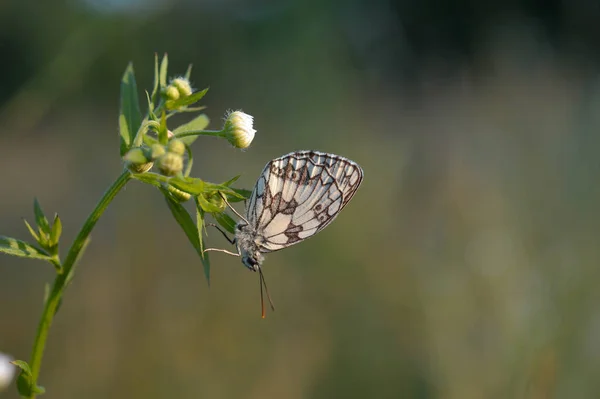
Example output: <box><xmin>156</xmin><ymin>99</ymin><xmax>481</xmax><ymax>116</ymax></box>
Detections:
<box><xmin>124</xmin><ymin>148</ymin><xmax>153</xmax><ymax>173</ymax></box>
<box><xmin>165</xmin><ymin>85</ymin><xmax>180</xmax><ymax>101</ymax></box>
<box><xmin>150</xmin><ymin>144</ymin><xmax>166</xmax><ymax>160</ymax></box>
<box><xmin>171</xmin><ymin>77</ymin><xmax>193</xmax><ymax>97</ymax></box>
<box><xmin>157</xmin><ymin>152</ymin><xmax>184</xmax><ymax>176</ymax></box>
<box><xmin>167</xmin><ymin>139</ymin><xmax>186</xmax><ymax>156</ymax></box>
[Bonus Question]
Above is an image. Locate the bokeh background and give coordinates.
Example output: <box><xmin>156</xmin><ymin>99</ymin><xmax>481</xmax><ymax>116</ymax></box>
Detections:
<box><xmin>1</xmin><ymin>0</ymin><xmax>600</xmax><ymax>397</ymax></box>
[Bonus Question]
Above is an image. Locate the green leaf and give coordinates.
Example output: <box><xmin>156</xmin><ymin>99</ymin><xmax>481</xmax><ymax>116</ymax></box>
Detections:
<box><xmin>183</xmin><ymin>143</ymin><xmax>193</xmax><ymax>177</ymax></box>
<box><xmin>169</xmin><ymin>176</ymin><xmax>206</xmax><ymax>195</ymax></box>
<box><xmin>184</xmin><ymin>63</ymin><xmax>193</xmax><ymax>80</ymax></box>
<box><xmin>159</xmin><ymin>53</ymin><xmax>168</xmax><ymax>90</ymax></box>
<box><xmin>195</xmin><ymin>193</ymin><xmax>223</xmax><ymax>213</ymax></box>
<box><xmin>227</xmin><ymin>188</ymin><xmax>253</xmax><ymax>202</ymax></box>
<box><xmin>151</xmin><ymin>53</ymin><xmax>160</xmax><ymax>102</ymax></box>
<box><xmin>145</xmin><ymin>90</ymin><xmax>155</xmax><ymax>118</ymax></box>
<box><xmin>12</xmin><ymin>360</ymin><xmax>45</xmax><ymax>397</ymax></box>
<box><xmin>195</xmin><ymin>202</ymin><xmax>210</xmax><ymax>285</ymax></box>
<box><xmin>163</xmin><ymin>190</ymin><xmax>209</xmax><ymax>284</ymax></box>
<box><xmin>165</xmin><ymin>87</ymin><xmax>208</xmax><ymax>109</ymax></box>
<box><xmin>221</xmin><ymin>175</ymin><xmax>241</xmax><ymax>187</ymax></box>
<box><xmin>49</xmin><ymin>213</ymin><xmax>62</xmax><ymax>248</ymax></box>
<box><xmin>172</xmin><ymin>114</ymin><xmax>210</xmax><ymax>146</ymax></box>
<box><xmin>119</xmin><ymin>63</ymin><xmax>142</xmax><ymax>156</ymax></box>
<box><xmin>23</xmin><ymin>219</ymin><xmax>39</xmax><ymax>242</ymax></box>
<box><xmin>33</xmin><ymin>198</ymin><xmax>50</xmax><ymax>235</ymax></box>
<box><xmin>158</xmin><ymin>109</ymin><xmax>168</xmax><ymax>144</ymax></box>
<box><xmin>214</xmin><ymin>212</ymin><xmax>237</xmax><ymax>235</ymax></box>
<box><xmin>0</xmin><ymin>236</ymin><xmax>52</xmax><ymax>261</ymax></box>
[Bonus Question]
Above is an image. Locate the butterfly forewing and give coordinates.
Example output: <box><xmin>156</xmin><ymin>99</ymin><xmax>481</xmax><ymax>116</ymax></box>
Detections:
<box><xmin>246</xmin><ymin>151</ymin><xmax>363</xmax><ymax>253</ymax></box>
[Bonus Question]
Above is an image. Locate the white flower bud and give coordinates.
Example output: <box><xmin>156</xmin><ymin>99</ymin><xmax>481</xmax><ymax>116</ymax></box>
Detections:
<box><xmin>0</xmin><ymin>352</ymin><xmax>15</xmax><ymax>392</ymax></box>
<box><xmin>222</xmin><ymin>110</ymin><xmax>256</xmax><ymax>149</ymax></box>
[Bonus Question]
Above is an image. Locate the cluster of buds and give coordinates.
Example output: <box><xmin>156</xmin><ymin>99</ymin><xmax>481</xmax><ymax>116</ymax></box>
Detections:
<box><xmin>164</xmin><ymin>77</ymin><xmax>193</xmax><ymax>105</ymax></box>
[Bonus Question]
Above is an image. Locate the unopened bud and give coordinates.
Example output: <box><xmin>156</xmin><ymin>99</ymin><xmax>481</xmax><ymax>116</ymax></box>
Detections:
<box><xmin>157</xmin><ymin>152</ymin><xmax>184</xmax><ymax>176</ymax></box>
<box><xmin>222</xmin><ymin>110</ymin><xmax>256</xmax><ymax>149</ymax></box>
<box><xmin>124</xmin><ymin>148</ymin><xmax>153</xmax><ymax>173</ymax></box>
<box><xmin>167</xmin><ymin>139</ymin><xmax>186</xmax><ymax>156</ymax></box>
<box><xmin>171</xmin><ymin>77</ymin><xmax>193</xmax><ymax>97</ymax></box>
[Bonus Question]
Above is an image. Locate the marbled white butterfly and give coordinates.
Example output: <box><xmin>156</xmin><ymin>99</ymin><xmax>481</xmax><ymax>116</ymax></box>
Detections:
<box><xmin>208</xmin><ymin>150</ymin><xmax>364</xmax><ymax>316</ymax></box>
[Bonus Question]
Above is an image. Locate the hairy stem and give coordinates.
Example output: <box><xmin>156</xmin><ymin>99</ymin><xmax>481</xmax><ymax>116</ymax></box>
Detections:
<box><xmin>27</xmin><ymin>170</ymin><xmax>132</xmax><ymax>398</ymax></box>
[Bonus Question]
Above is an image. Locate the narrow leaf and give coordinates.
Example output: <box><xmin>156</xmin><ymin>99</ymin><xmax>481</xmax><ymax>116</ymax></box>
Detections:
<box><xmin>183</xmin><ymin>144</ymin><xmax>193</xmax><ymax>177</ymax></box>
<box><xmin>184</xmin><ymin>63</ymin><xmax>193</xmax><ymax>80</ymax></box>
<box><xmin>0</xmin><ymin>236</ymin><xmax>52</xmax><ymax>261</ymax></box>
<box><xmin>196</xmin><ymin>193</ymin><xmax>223</xmax><ymax>213</ymax></box>
<box><xmin>163</xmin><ymin>191</ymin><xmax>201</xmax><ymax>254</ymax></box>
<box><xmin>163</xmin><ymin>190</ymin><xmax>209</xmax><ymax>284</ymax></box>
<box><xmin>221</xmin><ymin>175</ymin><xmax>241</xmax><ymax>187</ymax></box>
<box><xmin>159</xmin><ymin>53</ymin><xmax>169</xmax><ymax>90</ymax></box>
<box><xmin>49</xmin><ymin>213</ymin><xmax>62</xmax><ymax>248</ymax></box>
<box><xmin>166</xmin><ymin>87</ymin><xmax>208</xmax><ymax>109</ymax></box>
<box><xmin>23</xmin><ymin>219</ymin><xmax>39</xmax><ymax>242</ymax></box>
<box><xmin>214</xmin><ymin>212</ymin><xmax>237</xmax><ymax>235</ymax></box>
<box><xmin>172</xmin><ymin>114</ymin><xmax>210</xmax><ymax>146</ymax></box>
<box><xmin>227</xmin><ymin>188</ymin><xmax>253</xmax><ymax>202</ymax></box>
<box><xmin>119</xmin><ymin>63</ymin><xmax>142</xmax><ymax>156</ymax></box>
<box><xmin>131</xmin><ymin>173</ymin><xmax>174</xmax><ymax>192</ymax></box>
<box><xmin>169</xmin><ymin>176</ymin><xmax>206</xmax><ymax>195</ymax></box>
<box><xmin>195</xmin><ymin>202</ymin><xmax>210</xmax><ymax>285</ymax></box>
<box><xmin>158</xmin><ymin>110</ymin><xmax>168</xmax><ymax>144</ymax></box>
<box><xmin>33</xmin><ymin>198</ymin><xmax>50</xmax><ymax>235</ymax></box>
<box><xmin>151</xmin><ymin>53</ymin><xmax>160</xmax><ymax>102</ymax></box>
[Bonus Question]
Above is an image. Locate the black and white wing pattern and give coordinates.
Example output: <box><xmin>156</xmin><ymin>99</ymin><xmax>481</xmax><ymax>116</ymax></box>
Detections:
<box><xmin>245</xmin><ymin>151</ymin><xmax>363</xmax><ymax>253</ymax></box>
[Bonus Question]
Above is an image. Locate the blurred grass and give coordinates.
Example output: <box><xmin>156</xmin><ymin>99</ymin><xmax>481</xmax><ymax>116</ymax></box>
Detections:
<box><xmin>1</xmin><ymin>1</ymin><xmax>600</xmax><ymax>398</ymax></box>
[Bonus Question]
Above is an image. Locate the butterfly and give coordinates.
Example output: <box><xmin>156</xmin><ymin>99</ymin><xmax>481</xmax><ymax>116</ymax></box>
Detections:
<box><xmin>207</xmin><ymin>150</ymin><xmax>364</xmax><ymax>317</ymax></box>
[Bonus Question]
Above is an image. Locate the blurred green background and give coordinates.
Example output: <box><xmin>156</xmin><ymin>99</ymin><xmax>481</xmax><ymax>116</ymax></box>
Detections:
<box><xmin>1</xmin><ymin>0</ymin><xmax>600</xmax><ymax>398</ymax></box>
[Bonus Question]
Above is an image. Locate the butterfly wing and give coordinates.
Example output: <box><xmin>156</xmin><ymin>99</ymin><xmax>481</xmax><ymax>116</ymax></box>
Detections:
<box><xmin>245</xmin><ymin>151</ymin><xmax>363</xmax><ymax>253</ymax></box>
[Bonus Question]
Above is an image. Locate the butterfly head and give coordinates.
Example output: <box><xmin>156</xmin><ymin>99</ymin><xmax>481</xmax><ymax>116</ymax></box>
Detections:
<box><xmin>235</xmin><ymin>221</ymin><xmax>264</xmax><ymax>272</ymax></box>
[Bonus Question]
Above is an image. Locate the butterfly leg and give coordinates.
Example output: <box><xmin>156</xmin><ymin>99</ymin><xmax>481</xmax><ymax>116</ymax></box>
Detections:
<box><xmin>203</xmin><ymin>247</ymin><xmax>240</xmax><ymax>257</ymax></box>
<box><xmin>219</xmin><ymin>192</ymin><xmax>250</xmax><ymax>225</ymax></box>
<box><xmin>206</xmin><ymin>223</ymin><xmax>235</xmax><ymax>244</ymax></box>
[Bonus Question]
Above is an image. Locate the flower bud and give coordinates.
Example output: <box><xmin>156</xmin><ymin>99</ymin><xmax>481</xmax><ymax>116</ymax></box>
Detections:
<box><xmin>156</xmin><ymin>152</ymin><xmax>184</xmax><ymax>176</ymax></box>
<box><xmin>124</xmin><ymin>147</ymin><xmax>153</xmax><ymax>173</ymax></box>
<box><xmin>150</xmin><ymin>144</ymin><xmax>166</xmax><ymax>160</ymax></box>
<box><xmin>171</xmin><ymin>77</ymin><xmax>193</xmax><ymax>97</ymax></box>
<box><xmin>222</xmin><ymin>110</ymin><xmax>256</xmax><ymax>149</ymax></box>
<box><xmin>167</xmin><ymin>139</ymin><xmax>186</xmax><ymax>156</ymax></box>
<box><xmin>164</xmin><ymin>85</ymin><xmax>180</xmax><ymax>101</ymax></box>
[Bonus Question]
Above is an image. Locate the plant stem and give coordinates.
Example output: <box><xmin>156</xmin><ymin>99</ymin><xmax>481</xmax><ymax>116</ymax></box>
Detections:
<box><xmin>173</xmin><ymin>129</ymin><xmax>224</xmax><ymax>140</ymax></box>
<box><xmin>27</xmin><ymin>169</ymin><xmax>132</xmax><ymax>398</ymax></box>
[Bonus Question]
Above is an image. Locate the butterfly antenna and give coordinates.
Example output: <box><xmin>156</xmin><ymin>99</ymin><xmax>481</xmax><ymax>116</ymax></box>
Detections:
<box><xmin>258</xmin><ymin>267</ymin><xmax>275</xmax><ymax>318</ymax></box>
<box><xmin>219</xmin><ymin>192</ymin><xmax>250</xmax><ymax>225</ymax></box>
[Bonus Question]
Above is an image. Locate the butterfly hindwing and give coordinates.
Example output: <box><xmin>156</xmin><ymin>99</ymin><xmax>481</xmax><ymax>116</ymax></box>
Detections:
<box><xmin>245</xmin><ymin>151</ymin><xmax>363</xmax><ymax>253</ymax></box>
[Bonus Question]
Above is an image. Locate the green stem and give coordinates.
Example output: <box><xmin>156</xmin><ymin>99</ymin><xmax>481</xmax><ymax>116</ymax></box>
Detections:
<box><xmin>27</xmin><ymin>169</ymin><xmax>132</xmax><ymax>398</ymax></box>
<box><xmin>173</xmin><ymin>129</ymin><xmax>224</xmax><ymax>140</ymax></box>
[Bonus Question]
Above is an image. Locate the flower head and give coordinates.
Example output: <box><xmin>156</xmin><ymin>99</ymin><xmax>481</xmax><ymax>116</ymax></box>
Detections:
<box><xmin>222</xmin><ymin>110</ymin><xmax>256</xmax><ymax>149</ymax></box>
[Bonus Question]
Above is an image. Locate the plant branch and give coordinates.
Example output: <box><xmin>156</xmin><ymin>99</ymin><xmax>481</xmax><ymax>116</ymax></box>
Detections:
<box><xmin>27</xmin><ymin>169</ymin><xmax>132</xmax><ymax>398</ymax></box>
